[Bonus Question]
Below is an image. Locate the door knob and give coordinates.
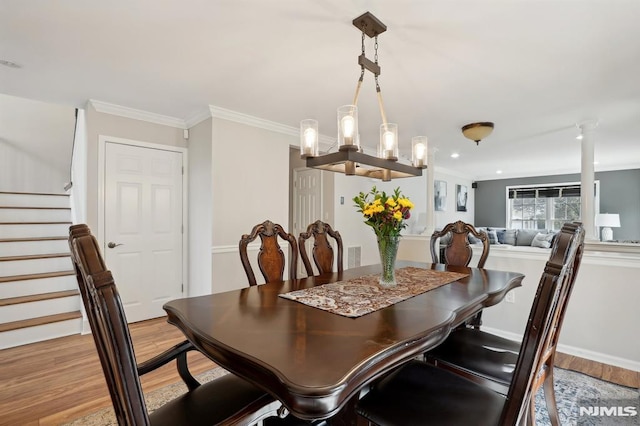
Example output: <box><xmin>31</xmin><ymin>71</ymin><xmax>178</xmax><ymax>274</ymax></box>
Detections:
<box><xmin>107</xmin><ymin>242</ymin><xmax>123</xmax><ymax>249</ymax></box>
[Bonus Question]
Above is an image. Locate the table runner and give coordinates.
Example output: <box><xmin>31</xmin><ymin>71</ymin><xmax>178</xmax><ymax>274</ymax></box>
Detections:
<box><xmin>279</xmin><ymin>267</ymin><xmax>469</xmax><ymax>318</ymax></box>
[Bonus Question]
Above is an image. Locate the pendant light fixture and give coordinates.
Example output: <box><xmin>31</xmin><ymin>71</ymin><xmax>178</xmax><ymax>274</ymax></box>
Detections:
<box><xmin>300</xmin><ymin>12</ymin><xmax>427</xmax><ymax>181</ymax></box>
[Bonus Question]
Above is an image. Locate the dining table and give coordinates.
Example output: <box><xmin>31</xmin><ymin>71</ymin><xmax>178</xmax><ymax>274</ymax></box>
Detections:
<box><xmin>163</xmin><ymin>261</ymin><xmax>524</xmax><ymax>423</ymax></box>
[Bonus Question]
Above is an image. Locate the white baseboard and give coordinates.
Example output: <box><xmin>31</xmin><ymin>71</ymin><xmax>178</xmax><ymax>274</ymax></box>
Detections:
<box><xmin>481</xmin><ymin>326</ymin><xmax>640</xmax><ymax>373</ymax></box>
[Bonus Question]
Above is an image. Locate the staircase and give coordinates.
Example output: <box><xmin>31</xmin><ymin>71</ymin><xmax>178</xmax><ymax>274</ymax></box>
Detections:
<box><xmin>0</xmin><ymin>192</ymin><xmax>82</xmax><ymax>349</ymax></box>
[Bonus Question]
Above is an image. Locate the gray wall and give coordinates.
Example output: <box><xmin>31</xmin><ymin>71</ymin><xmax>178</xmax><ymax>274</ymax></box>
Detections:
<box><xmin>474</xmin><ymin>169</ymin><xmax>640</xmax><ymax>241</ymax></box>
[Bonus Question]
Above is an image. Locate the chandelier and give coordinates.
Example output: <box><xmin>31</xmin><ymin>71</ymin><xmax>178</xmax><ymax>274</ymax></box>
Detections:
<box><xmin>300</xmin><ymin>12</ymin><xmax>427</xmax><ymax>181</ymax></box>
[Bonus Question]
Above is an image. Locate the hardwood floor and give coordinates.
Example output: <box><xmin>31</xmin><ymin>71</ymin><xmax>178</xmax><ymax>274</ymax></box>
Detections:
<box><xmin>1</xmin><ymin>317</ymin><xmax>638</xmax><ymax>426</ymax></box>
<box><xmin>0</xmin><ymin>318</ymin><xmax>213</xmax><ymax>426</ymax></box>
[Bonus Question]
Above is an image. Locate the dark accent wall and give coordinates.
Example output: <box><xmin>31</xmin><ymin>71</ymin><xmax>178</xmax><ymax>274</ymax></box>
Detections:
<box><xmin>474</xmin><ymin>169</ymin><xmax>640</xmax><ymax>240</ymax></box>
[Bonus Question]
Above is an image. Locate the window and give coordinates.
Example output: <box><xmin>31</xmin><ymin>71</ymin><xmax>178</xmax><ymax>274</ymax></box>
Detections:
<box><xmin>506</xmin><ymin>182</ymin><xmax>597</xmax><ymax>231</ymax></box>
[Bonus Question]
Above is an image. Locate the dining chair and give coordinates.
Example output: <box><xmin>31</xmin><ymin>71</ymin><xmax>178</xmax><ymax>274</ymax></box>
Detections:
<box><xmin>68</xmin><ymin>224</ymin><xmax>276</xmax><ymax>426</ymax></box>
<box><xmin>430</xmin><ymin>220</ymin><xmax>490</xmax><ymax>328</ymax></box>
<box><xmin>424</xmin><ymin>221</ymin><xmax>584</xmax><ymax>426</ymax></box>
<box><xmin>239</xmin><ymin>220</ymin><xmax>298</xmax><ymax>286</ymax></box>
<box><xmin>356</xmin><ymin>222</ymin><xmax>585</xmax><ymax>426</ymax></box>
<box><xmin>298</xmin><ymin>220</ymin><xmax>343</xmax><ymax>276</ymax></box>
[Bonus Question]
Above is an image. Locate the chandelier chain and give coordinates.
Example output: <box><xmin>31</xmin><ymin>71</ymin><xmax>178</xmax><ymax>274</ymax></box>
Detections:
<box><xmin>374</xmin><ymin>35</ymin><xmax>379</xmax><ymax>65</ymax></box>
<box><xmin>359</xmin><ymin>25</ymin><xmax>366</xmax><ymax>82</ymax></box>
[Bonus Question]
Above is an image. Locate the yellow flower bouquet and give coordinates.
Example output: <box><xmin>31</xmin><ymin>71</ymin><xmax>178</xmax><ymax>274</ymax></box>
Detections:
<box><xmin>353</xmin><ymin>186</ymin><xmax>414</xmax><ymax>286</ymax></box>
<box><xmin>353</xmin><ymin>186</ymin><xmax>414</xmax><ymax>239</ymax></box>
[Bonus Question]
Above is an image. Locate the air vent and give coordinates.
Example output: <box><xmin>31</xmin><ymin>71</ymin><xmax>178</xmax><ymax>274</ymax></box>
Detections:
<box><xmin>347</xmin><ymin>246</ymin><xmax>362</xmax><ymax>269</ymax></box>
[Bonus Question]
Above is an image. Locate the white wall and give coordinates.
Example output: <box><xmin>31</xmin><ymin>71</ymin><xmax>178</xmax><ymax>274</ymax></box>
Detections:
<box><xmin>398</xmin><ymin>239</ymin><xmax>640</xmax><ymax>371</ymax></box>
<box><xmin>69</xmin><ymin>109</ymin><xmax>87</xmax><ymax>224</ymax></box>
<box><xmin>187</xmin><ymin>118</ymin><xmax>213</xmax><ymax>296</ymax></box>
<box><xmin>480</xmin><ymin>247</ymin><xmax>640</xmax><ymax>371</ymax></box>
<box><xmin>210</xmin><ymin>118</ymin><xmax>296</xmax><ymax>293</ymax></box>
<box><xmin>431</xmin><ymin>169</ymin><xmax>475</xmax><ymax>229</ymax></box>
<box><xmin>0</xmin><ymin>93</ymin><xmax>75</xmax><ymax>193</ymax></box>
<box><xmin>332</xmin><ymin>168</ymin><xmax>475</xmax><ymax>268</ymax></box>
<box><xmin>334</xmin><ymin>175</ymin><xmax>380</xmax><ymax>267</ymax></box>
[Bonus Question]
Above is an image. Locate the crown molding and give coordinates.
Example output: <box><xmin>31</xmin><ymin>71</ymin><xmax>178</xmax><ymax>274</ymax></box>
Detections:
<box><xmin>184</xmin><ymin>105</ymin><xmax>300</xmax><ymax>138</ymax></box>
<box><xmin>89</xmin><ymin>100</ymin><xmax>186</xmax><ymax>129</ymax></box>
<box><xmin>88</xmin><ymin>100</ymin><xmax>341</xmax><ymax>148</ymax></box>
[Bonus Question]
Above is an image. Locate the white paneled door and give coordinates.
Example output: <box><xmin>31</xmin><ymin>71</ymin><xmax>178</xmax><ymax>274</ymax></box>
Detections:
<box><xmin>104</xmin><ymin>142</ymin><xmax>184</xmax><ymax>323</ymax></box>
<box><xmin>293</xmin><ymin>168</ymin><xmax>322</xmax><ymax>277</ymax></box>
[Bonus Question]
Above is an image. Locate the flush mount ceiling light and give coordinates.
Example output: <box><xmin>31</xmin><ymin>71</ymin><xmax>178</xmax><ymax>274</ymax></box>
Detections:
<box><xmin>462</xmin><ymin>122</ymin><xmax>494</xmax><ymax>145</ymax></box>
<box><xmin>300</xmin><ymin>12</ymin><xmax>427</xmax><ymax>181</ymax></box>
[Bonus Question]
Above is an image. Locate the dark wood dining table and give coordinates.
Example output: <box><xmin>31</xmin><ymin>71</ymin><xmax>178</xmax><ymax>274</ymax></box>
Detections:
<box><xmin>163</xmin><ymin>261</ymin><xmax>524</xmax><ymax>422</ymax></box>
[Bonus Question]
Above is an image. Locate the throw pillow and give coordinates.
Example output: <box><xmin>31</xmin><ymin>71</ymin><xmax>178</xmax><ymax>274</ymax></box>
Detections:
<box><xmin>531</xmin><ymin>232</ymin><xmax>554</xmax><ymax>248</ymax></box>
<box><xmin>486</xmin><ymin>229</ymin><xmax>499</xmax><ymax>245</ymax></box>
<box><xmin>502</xmin><ymin>229</ymin><xmax>517</xmax><ymax>245</ymax></box>
<box><xmin>496</xmin><ymin>229</ymin><xmax>506</xmax><ymax>244</ymax></box>
<box><xmin>516</xmin><ymin>229</ymin><xmax>543</xmax><ymax>246</ymax></box>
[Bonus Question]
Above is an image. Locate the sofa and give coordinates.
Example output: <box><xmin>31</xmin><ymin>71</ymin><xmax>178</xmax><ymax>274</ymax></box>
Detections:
<box><xmin>438</xmin><ymin>227</ymin><xmax>557</xmax><ymax>249</ymax></box>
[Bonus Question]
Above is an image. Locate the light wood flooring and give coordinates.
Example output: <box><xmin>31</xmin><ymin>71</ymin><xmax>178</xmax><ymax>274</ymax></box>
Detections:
<box><xmin>1</xmin><ymin>317</ymin><xmax>638</xmax><ymax>426</ymax></box>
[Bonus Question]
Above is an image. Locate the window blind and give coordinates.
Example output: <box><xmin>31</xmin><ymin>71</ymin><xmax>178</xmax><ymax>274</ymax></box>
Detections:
<box><xmin>508</xmin><ymin>184</ymin><xmax>582</xmax><ymax>199</ymax></box>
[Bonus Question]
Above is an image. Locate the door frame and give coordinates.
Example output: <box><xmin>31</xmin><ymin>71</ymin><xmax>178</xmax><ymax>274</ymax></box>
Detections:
<box><xmin>97</xmin><ymin>135</ymin><xmax>189</xmax><ymax>294</ymax></box>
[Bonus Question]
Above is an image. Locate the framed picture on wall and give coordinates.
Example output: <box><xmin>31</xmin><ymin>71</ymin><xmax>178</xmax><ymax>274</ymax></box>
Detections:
<box><xmin>434</xmin><ymin>180</ymin><xmax>447</xmax><ymax>211</ymax></box>
<box><xmin>456</xmin><ymin>184</ymin><xmax>468</xmax><ymax>212</ymax></box>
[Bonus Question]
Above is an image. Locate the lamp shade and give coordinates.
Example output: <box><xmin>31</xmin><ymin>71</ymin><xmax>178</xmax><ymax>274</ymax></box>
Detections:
<box><xmin>595</xmin><ymin>213</ymin><xmax>620</xmax><ymax>228</ymax></box>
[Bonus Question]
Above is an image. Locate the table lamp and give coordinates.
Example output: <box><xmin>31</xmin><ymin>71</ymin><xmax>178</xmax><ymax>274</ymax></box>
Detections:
<box><xmin>595</xmin><ymin>213</ymin><xmax>620</xmax><ymax>241</ymax></box>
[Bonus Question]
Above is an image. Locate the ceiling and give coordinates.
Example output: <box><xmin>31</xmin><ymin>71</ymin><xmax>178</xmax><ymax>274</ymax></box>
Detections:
<box><xmin>2</xmin><ymin>0</ymin><xmax>640</xmax><ymax>181</ymax></box>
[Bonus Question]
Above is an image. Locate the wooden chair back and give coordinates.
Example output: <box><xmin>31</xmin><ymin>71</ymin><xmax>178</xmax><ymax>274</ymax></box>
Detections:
<box><xmin>430</xmin><ymin>220</ymin><xmax>490</xmax><ymax>268</ymax></box>
<box><xmin>239</xmin><ymin>220</ymin><xmax>298</xmax><ymax>286</ymax></box>
<box><xmin>499</xmin><ymin>221</ymin><xmax>584</xmax><ymax>424</ymax></box>
<box><xmin>298</xmin><ymin>220</ymin><xmax>343</xmax><ymax>276</ymax></box>
<box><xmin>68</xmin><ymin>224</ymin><xmax>150</xmax><ymax>425</ymax></box>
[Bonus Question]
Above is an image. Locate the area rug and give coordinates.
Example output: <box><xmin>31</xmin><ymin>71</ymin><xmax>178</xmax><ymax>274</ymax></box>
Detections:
<box><xmin>533</xmin><ymin>368</ymin><xmax>639</xmax><ymax>425</ymax></box>
<box><xmin>66</xmin><ymin>367</ymin><xmax>638</xmax><ymax>425</ymax></box>
<box><xmin>63</xmin><ymin>367</ymin><xmax>229</xmax><ymax>426</ymax></box>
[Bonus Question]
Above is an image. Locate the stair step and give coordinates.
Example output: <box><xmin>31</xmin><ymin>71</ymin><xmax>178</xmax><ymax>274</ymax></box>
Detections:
<box><xmin>0</xmin><ymin>222</ymin><xmax>71</xmax><ymax>239</ymax></box>
<box><xmin>0</xmin><ymin>239</ymin><xmax>69</xmax><ymax>257</ymax></box>
<box><xmin>0</xmin><ymin>221</ymin><xmax>71</xmax><ymax>224</ymax></box>
<box><xmin>0</xmin><ymin>207</ymin><xmax>71</xmax><ymax>222</ymax></box>
<box><xmin>1</xmin><ymin>292</ymin><xmax>81</xmax><ymax>322</ymax></box>
<box><xmin>0</xmin><ymin>312</ymin><xmax>83</xmax><ymax>349</ymax></box>
<box><xmin>0</xmin><ymin>274</ymin><xmax>77</xmax><ymax>299</ymax></box>
<box><xmin>0</xmin><ymin>252</ymin><xmax>70</xmax><ymax>262</ymax></box>
<box><xmin>0</xmin><ymin>254</ymin><xmax>73</xmax><ymax>276</ymax></box>
<box><xmin>0</xmin><ymin>236</ymin><xmax>67</xmax><ymax>243</ymax></box>
<box><xmin>0</xmin><ymin>311</ymin><xmax>82</xmax><ymax>333</ymax></box>
<box><xmin>0</xmin><ymin>192</ymin><xmax>69</xmax><ymax>208</ymax></box>
<box><xmin>0</xmin><ymin>289</ymin><xmax>79</xmax><ymax>307</ymax></box>
<box><xmin>0</xmin><ymin>191</ymin><xmax>78</xmax><ymax>348</ymax></box>
<box><xmin>0</xmin><ymin>270</ymin><xmax>75</xmax><ymax>284</ymax></box>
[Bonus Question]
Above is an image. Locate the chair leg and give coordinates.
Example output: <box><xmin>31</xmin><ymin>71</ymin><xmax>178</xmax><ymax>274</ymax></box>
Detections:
<box><xmin>177</xmin><ymin>351</ymin><xmax>200</xmax><ymax>391</ymax></box>
<box><xmin>543</xmin><ymin>367</ymin><xmax>560</xmax><ymax>426</ymax></box>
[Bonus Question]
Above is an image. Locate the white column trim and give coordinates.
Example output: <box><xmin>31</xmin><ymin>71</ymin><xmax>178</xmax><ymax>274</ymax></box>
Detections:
<box><xmin>579</xmin><ymin>120</ymin><xmax>598</xmax><ymax>241</ymax></box>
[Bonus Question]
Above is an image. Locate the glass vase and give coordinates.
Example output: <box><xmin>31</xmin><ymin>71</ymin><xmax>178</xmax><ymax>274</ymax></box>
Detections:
<box><xmin>377</xmin><ymin>235</ymin><xmax>400</xmax><ymax>287</ymax></box>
